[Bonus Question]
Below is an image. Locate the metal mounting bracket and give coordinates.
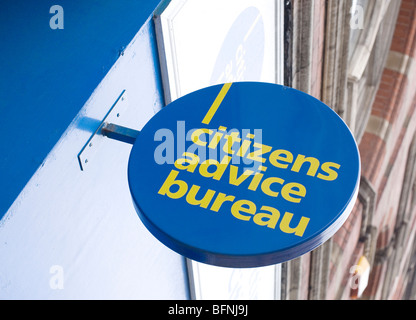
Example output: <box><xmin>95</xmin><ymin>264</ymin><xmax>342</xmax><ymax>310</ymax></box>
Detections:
<box><xmin>77</xmin><ymin>90</ymin><xmax>140</xmax><ymax>171</ymax></box>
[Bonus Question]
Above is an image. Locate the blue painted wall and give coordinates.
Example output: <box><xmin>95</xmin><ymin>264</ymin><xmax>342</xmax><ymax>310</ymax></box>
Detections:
<box><xmin>0</xmin><ymin>0</ymin><xmax>161</xmax><ymax>217</ymax></box>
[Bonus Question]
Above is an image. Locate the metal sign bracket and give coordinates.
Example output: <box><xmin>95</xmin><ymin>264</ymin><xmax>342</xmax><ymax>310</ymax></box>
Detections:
<box><xmin>77</xmin><ymin>90</ymin><xmax>140</xmax><ymax>171</ymax></box>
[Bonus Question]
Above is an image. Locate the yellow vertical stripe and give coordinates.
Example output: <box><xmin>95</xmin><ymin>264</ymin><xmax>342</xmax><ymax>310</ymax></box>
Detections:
<box><xmin>201</xmin><ymin>83</ymin><xmax>232</xmax><ymax>125</ymax></box>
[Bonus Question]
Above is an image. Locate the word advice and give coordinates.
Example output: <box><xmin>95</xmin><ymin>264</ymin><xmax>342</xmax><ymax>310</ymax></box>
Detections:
<box><xmin>157</xmin><ymin>126</ymin><xmax>342</xmax><ymax>238</ymax></box>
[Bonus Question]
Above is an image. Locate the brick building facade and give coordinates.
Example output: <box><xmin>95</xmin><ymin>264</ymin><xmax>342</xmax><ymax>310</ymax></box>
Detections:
<box><xmin>282</xmin><ymin>0</ymin><xmax>416</xmax><ymax>299</ymax></box>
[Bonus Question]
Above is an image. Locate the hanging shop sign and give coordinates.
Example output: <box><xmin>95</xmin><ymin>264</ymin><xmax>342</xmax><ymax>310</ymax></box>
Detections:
<box><xmin>128</xmin><ymin>82</ymin><xmax>360</xmax><ymax>268</ymax></box>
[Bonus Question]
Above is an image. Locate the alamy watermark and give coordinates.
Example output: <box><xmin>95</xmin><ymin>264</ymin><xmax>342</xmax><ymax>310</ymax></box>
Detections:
<box><xmin>349</xmin><ymin>264</ymin><xmax>362</xmax><ymax>290</ymax></box>
<box><xmin>350</xmin><ymin>3</ymin><xmax>364</xmax><ymax>30</ymax></box>
<box><xmin>153</xmin><ymin>121</ymin><xmax>264</xmax><ymax>172</ymax></box>
<box><xmin>47</xmin><ymin>3</ymin><xmax>363</xmax><ymax>31</ymax></box>
<box><xmin>49</xmin><ymin>5</ymin><xmax>64</xmax><ymax>30</ymax></box>
<box><xmin>348</xmin><ymin>262</ymin><xmax>370</xmax><ymax>298</ymax></box>
<box><xmin>49</xmin><ymin>265</ymin><xmax>64</xmax><ymax>290</ymax></box>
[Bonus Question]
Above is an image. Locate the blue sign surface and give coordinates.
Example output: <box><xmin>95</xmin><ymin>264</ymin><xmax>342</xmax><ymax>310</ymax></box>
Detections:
<box><xmin>128</xmin><ymin>82</ymin><xmax>360</xmax><ymax>268</ymax></box>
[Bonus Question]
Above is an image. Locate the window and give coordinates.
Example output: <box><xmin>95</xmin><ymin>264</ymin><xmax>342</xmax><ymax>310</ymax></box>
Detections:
<box><xmin>154</xmin><ymin>0</ymin><xmax>285</xmax><ymax>299</ymax></box>
<box><xmin>346</xmin><ymin>0</ymin><xmax>401</xmax><ymax>142</ymax></box>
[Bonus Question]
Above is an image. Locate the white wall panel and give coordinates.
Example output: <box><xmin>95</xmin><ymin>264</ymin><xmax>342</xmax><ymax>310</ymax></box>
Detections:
<box><xmin>0</xmin><ymin>19</ymin><xmax>189</xmax><ymax>299</ymax></box>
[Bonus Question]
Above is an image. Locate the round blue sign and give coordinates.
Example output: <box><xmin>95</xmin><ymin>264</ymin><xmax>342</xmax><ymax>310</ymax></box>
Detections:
<box><xmin>128</xmin><ymin>82</ymin><xmax>360</xmax><ymax>268</ymax></box>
